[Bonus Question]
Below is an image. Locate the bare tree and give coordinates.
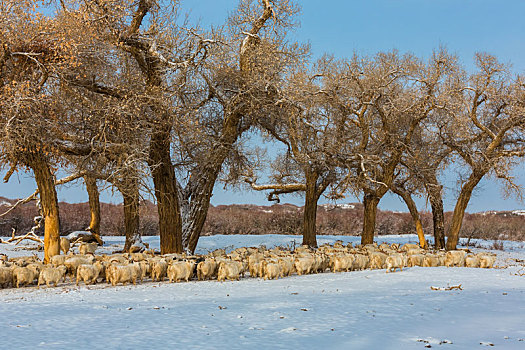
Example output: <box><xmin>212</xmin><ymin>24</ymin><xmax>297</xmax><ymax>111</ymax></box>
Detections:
<box><xmin>324</xmin><ymin>49</ymin><xmax>458</xmax><ymax>245</ymax></box>
<box><xmin>0</xmin><ymin>0</ymin><xmax>81</xmax><ymax>262</ymax></box>
<box><xmin>441</xmin><ymin>53</ymin><xmax>525</xmax><ymax>249</ymax></box>
<box><xmin>244</xmin><ymin>60</ymin><xmax>343</xmax><ymax>248</ymax></box>
<box><xmin>176</xmin><ymin>0</ymin><xmax>306</xmax><ymax>252</ymax></box>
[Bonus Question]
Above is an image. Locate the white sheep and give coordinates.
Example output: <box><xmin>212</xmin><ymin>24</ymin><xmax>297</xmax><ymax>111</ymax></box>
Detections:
<box><xmin>12</xmin><ymin>266</ymin><xmax>39</xmax><ymax>288</ymax></box>
<box><xmin>60</xmin><ymin>237</ymin><xmax>71</xmax><ymax>254</ymax></box>
<box><xmin>0</xmin><ymin>266</ymin><xmax>13</xmax><ymax>288</ymax></box>
<box><xmin>107</xmin><ymin>264</ymin><xmax>139</xmax><ymax>286</ymax></box>
<box><xmin>278</xmin><ymin>257</ymin><xmax>294</xmax><ymax>277</ymax></box>
<box><xmin>38</xmin><ymin>266</ymin><xmax>67</xmax><ymax>287</ymax></box>
<box><xmin>445</xmin><ymin>250</ymin><xmax>466</xmax><ymax>267</ymax></box>
<box><xmin>407</xmin><ymin>254</ymin><xmax>425</xmax><ymax>267</ymax></box>
<box><xmin>331</xmin><ymin>255</ymin><xmax>353</xmax><ymax>273</ymax></box>
<box><xmin>422</xmin><ymin>254</ymin><xmax>440</xmax><ymax>267</ymax></box>
<box><xmin>294</xmin><ymin>256</ymin><xmax>315</xmax><ymax>275</ymax></box>
<box><xmin>385</xmin><ymin>253</ymin><xmax>406</xmax><ymax>273</ymax></box>
<box><xmin>64</xmin><ymin>256</ymin><xmax>95</xmax><ymax>279</ymax></box>
<box><xmin>151</xmin><ymin>259</ymin><xmax>168</xmax><ymax>282</ymax></box>
<box><xmin>78</xmin><ymin>242</ymin><xmax>98</xmax><ymax>255</ymax></box>
<box><xmin>167</xmin><ymin>261</ymin><xmax>195</xmax><ymax>283</ymax></box>
<box><xmin>352</xmin><ymin>254</ymin><xmax>369</xmax><ymax>271</ymax></box>
<box><xmin>369</xmin><ymin>252</ymin><xmax>388</xmax><ymax>269</ymax></box>
<box><xmin>197</xmin><ymin>259</ymin><xmax>217</xmax><ymax>281</ymax></box>
<box><xmin>217</xmin><ymin>261</ymin><xmax>242</xmax><ymax>282</ymax></box>
<box><xmin>50</xmin><ymin>254</ymin><xmax>68</xmax><ymax>267</ymax></box>
<box><xmin>261</xmin><ymin>260</ymin><xmax>280</xmax><ymax>280</ymax></box>
<box><xmin>465</xmin><ymin>255</ymin><xmax>480</xmax><ymax>268</ymax></box>
<box><xmin>477</xmin><ymin>254</ymin><xmax>496</xmax><ymax>268</ymax></box>
<box><xmin>76</xmin><ymin>262</ymin><xmax>104</xmax><ymax>285</ymax></box>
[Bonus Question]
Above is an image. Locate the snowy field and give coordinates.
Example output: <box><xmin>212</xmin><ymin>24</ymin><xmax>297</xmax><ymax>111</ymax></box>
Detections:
<box><xmin>1</xmin><ymin>234</ymin><xmax>525</xmax><ymax>350</ymax></box>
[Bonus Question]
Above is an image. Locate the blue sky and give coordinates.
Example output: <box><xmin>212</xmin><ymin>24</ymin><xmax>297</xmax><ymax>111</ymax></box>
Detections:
<box><xmin>1</xmin><ymin>0</ymin><xmax>524</xmax><ymax>212</ymax></box>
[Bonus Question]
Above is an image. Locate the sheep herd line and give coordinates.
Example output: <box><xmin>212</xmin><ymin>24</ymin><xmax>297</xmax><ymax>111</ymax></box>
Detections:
<box><xmin>0</xmin><ymin>238</ymin><xmax>497</xmax><ymax>290</ymax></box>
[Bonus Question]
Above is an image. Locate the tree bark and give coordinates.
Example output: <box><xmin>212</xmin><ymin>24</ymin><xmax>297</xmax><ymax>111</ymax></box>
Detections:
<box><xmin>393</xmin><ymin>186</ymin><xmax>427</xmax><ymax>249</ymax></box>
<box><xmin>149</xmin><ymin>128</ymin><xmax>183</xmax><ymax>254</ymax></box>
<box><xmin>121</xmin><ymin>179</ymin><xmax>141</xmax><ymax>252</ymax></box>
<box><xmin>426</xmin><ymin>183</ymin><xmax>445</xmax><ymax>249</ymax></box>
<box><xmin>182</xmin><ymin>111</ymin><xmax>244</xmax><ymax>253</ymax></box>
<box><xmin>446</xmin><ymin>171</ymin><xmax>484</xmax><ymax>250</ymax></box>
<box><xmin>302</xmin><ymin>172</ymin><xmax>319</xmax><ymax>248</ymax></box>
<box><xmin>84</xmin><ymin>175</ymin><xmax>103</xmax><ymax>245</ymax></box>
<box><xmin>29</xmin><ymin>153</ymin><xmax>60</xmax><ymax>263</ymax></box>
<box><xmin>361</xmin><ymin>193</ymin><xmax>380</xmax><ymax>245</ymax></box>
<box><xmin>182</xmin><ymin>167</ymin><xmax>220</xmax><ymax>254</ymax></box>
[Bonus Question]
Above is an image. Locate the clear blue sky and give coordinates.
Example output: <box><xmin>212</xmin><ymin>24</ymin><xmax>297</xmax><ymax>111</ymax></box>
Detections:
<box><xmin>1</xmin><ymin>0</ymin><xmax>524</xmax><ymax>212</ymax></box>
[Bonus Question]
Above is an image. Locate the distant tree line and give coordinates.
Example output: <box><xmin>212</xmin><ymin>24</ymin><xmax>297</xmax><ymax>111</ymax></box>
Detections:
<box><xmin>0</xmin><ymin>1</ymin><xmax>523</xmax><ymax>262</ymax></box>
<box><xmin>2</xmin><ymin>199</ymin><xmax>525</xmax><ymax>243</ymax></box>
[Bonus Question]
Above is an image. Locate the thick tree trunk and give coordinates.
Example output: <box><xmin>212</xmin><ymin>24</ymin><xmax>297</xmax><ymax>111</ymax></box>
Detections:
<box><xmin>149</xmin><ymin>128</ymin><xmax>183</xmax><ymax>254</ymax></box>
<box><xmin>182</xmin><ymin>112</ymin><xmax>244</xmax><ymax>253</ymax></box>
<box><xmin>394</xmin><ymin>187</ymin><xmax>427</xmax><ymax>249</ymax></box>
<box><xmin>302</xmin><ymin>172</ymin><xmax>319</xmax><ymax>248</ymax></box>
<box><xmin>29</xmin><ymin>153</ymin><xmax>60</xmax><ymax>263</ymax></box>
<box><xmin>446</xmin><ymin>172</ymin><xmax>484</xmax><ymax>250</ymax></box>
<box><xmin>182</xmin><ymin>169</ymin><xmax>219</xmax><ymax>254</ymax></box>
<box><xmin>427</xmin><ymin>183</ymin><xmax>445</xmax><ymax>249</ymax></box>
<box><xmin>361</xmin><ymin>193</ymin><xmax>380</xmax><ymax>245</ymax></box>
<box><xmin>84</xmin><ymin>176</ymin><xmax>103</xmax><ymax>246</ymax></box>
<box><xmin>121</xmin><ymin>180</ymin><xmax>141</xmax><ymax>252</ymax></box>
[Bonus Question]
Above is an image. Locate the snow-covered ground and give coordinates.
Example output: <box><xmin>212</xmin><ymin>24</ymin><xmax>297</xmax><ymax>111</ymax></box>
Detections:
<box><xmin>1</xmin><ymin>234</ymin><xmax>525</xmax><ymax>350</ymax></box>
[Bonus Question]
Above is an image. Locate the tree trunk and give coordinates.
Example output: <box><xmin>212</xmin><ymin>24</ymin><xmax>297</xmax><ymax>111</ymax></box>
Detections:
<box><xmin>182</xmin><ymin>112</ymin><xmax>244</xmax><ymax>254</ymax></box>
<box><xmin>29</xmin><ymin>153</ymin><xmax>60</xmax><ymax>263</ymax></box>
<box><xmin>361</xmin><ymin>193</ymin><xmax>380</xmax><ymax>245</ymax></box>
<box><xmin>446</xmin><ymin>171</ymin><xmax>484</xmax><ymax>250</ymax></box>
<box><xmin>182</xmin><ymin>169</ymin><xmax>219</xmax><ymax>254</ymax></box>
<box><xmin>84</xmin><ymin>176</ymin><xmax>103</xmax><ymax>246</ymax></box>
<box><xmin>426</xmin><ymin>183</ymin><xmax>445</xmax><ymax>249</ymax></box>
<box><xmin>149</xmin><ymin>128</ymin><xmax>183</xmax><ymax>254</ymax></box>
<box><xmin>394</xmin><ymin>187</ymin><xmax>427</xmax><ymax>249</ymax></box>
<box><xmin>302</xmin><ymin>172</ymin><xmax>319</xmax><ymax>248</ymax></box>
<box><xmin>121</xmin><ymin>180</ymin><xmax>141</xmax><ymax>252</ymax></box>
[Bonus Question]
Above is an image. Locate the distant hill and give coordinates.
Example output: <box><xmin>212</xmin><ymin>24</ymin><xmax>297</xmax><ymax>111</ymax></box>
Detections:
<box><xmin>0</xmin><ymin>196</ymin><xmax>524</xmax><ymax>241</ymax></box>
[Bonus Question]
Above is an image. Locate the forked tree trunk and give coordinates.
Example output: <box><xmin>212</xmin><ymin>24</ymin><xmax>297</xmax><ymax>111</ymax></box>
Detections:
<box><xmin>393</xmin><ymin>187</ymin><xmax>427</xmax><ymax>249</ymax></box>
<box><xmin>29</xmin><ymin>153</ymin><xmax>60</xmax><ymax>263</ymax></box>
<box><xmin>446</xmin><ymin>172</ymin><xmax>484</xmax><ymax>250</ymax></box>
<box><xmin>149</xmin><ymin>129</ymin><xmax>183</xmax><ymax>254</ymax></box>
<box><xmin>181</xmin><ymin>4</ymin><xmax>275</xmax><ymax>253</ymax></box>
<box><xmin>121</xmin><ymin>180</ymin><xmax>141</xmax><ymax>252</ymax></box>
<box><xmin>427</xmin><ymin>183</ymin><xmax>445</xmax><ymax>249</ymax></box>
<box><xmin>84</xmin><ymin>176</ymin><xmax>103</xmax><ymax>245</ymax></box>
<box><xmin>361</xmin><ymin>193</ymin><xmax>380</xmax><ymax>245</ymax></box>
<box><xmin>302</xmin><ymin>172</ymin><xmax>319</xmax><ymax>248</ymax></box>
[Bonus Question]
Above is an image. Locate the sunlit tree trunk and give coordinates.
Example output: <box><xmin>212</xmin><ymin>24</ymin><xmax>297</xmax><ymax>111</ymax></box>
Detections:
<box><xmin>392</xmin><ymin>186</ymin><xmax>427</xmax><ymax>249</ymax></box>
<box><xmin>446</xmin><ymin>171</ymin><xmax>484</xmax><ymax>250</ymax></box>
<box><xmin>29</xmin><ymin>153</ymin><xmax>60</xmax><ymax>263</ymax></box>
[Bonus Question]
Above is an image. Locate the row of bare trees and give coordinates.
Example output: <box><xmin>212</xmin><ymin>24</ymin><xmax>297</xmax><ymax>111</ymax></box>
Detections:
<box><xmin>1</xmin><ymin>1</ymin><xmax>524</xmax><ymax>262</ymax></box>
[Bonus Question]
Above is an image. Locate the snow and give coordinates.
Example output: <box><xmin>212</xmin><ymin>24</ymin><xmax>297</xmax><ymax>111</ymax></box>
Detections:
<box><xmin>1</xmin><ymin>234</ymin><xmax>525</xmax><ymax>349</ymax></box>
<box><xmin>320</xmin><ymin>203</ymin><xmax>356</xmax><ymax>210</ymax></box>
<box><xmin>65</xmin><ymin>231</ymin><xmax>91</xmax><ymax>240</ymax></box>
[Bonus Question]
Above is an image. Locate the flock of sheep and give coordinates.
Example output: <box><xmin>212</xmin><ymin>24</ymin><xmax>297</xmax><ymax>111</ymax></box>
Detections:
<box><xmin>0</xmin><ymin>237</ymin><xmax>498</xmax><ymax>290</ymax></box>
